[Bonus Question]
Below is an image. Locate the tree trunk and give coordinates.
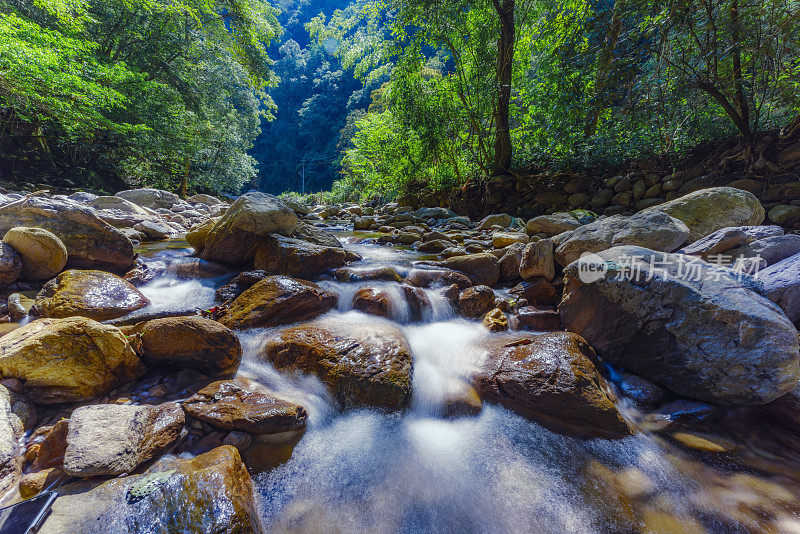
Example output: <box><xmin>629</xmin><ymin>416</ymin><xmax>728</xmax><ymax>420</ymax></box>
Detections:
<box><xmin>729</xmin><ymin>0</ymin><xmax>750</xmax><ymax>138</ymax></box>
<box><xmin>492</xmin><ymin>0</ymin><xmax>514</xmax><ymax>176</ymax></box>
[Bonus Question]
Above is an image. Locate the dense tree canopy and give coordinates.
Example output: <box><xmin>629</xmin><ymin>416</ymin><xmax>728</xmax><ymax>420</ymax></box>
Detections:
<box><xmin>0</xmin><ymin>0</ymin><xmax>280</xmax><ymax>193</ymax></box>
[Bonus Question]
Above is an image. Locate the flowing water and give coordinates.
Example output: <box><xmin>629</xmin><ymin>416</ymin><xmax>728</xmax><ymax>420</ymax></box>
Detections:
<box><xmin>132</xmin><ymin>229</ymin><xmax>800</xmax><ymax>533</ymax></box>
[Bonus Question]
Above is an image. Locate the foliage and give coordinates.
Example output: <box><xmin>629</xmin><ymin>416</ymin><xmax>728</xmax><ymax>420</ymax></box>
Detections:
<box><xmin>312</xmin><ymin>0</ymin><xmax>800</xmax><ymax>201</ymax></box>
<box><xmin>0</xmin><ymin>0</ymin><xmax>281</xmax><ymax>194</ymax></box>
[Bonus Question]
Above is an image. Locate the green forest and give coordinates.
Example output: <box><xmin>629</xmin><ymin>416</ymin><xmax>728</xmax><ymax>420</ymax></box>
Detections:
<box><xmin>1</xmin><ymin>0</ymin><xmax>799</xmax><ymax>200</ymax></box>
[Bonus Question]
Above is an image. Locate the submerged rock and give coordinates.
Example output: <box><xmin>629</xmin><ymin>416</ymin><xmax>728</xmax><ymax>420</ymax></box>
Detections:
<box><xmin>183</xmin><ymin>379</ymin><xmax>307</xmax><ymax>435</ymax></box>
<box><xmin>2</xmin><ymin>226</ymin><xmax>67</xmax><ymax>280</ymax></box>
<box><xmin>63</xmin><ymin>403</ymin><xmax>185</xmax><ymax>477</ymax></box>
<box><xmin>644</xmin><ymin>186</ymin><xmax>765</xmax><ymax>242</ymax></box>
<box><xmin>201</xmin><ymin>192</ymin><xmax>297</xmax><ymax>265</ymax></box>
<box><xmin>0</xmin><ymin>196</ymin><xmax>135</xmax><ymax>272</ymax></box>
<box><xmin>137</xmin><ymin>316</ymin><xmax>242</xmax><ymax>371</ymax></box>
<box><xmin>261</xmin><ymin>318</ymin><xmax>413</xmax><ymax>410</ymax></box>
<box><xmin>219</xmin><ymin>275</ymin><xmax>337</xmax><ymax>329</ymax></box>
<box><xmin>40</xmin><ymin>445</ymin><xmax>260</xmax><ymax>534</ymax></box>
<box><xmin>559</xmin><ymin>246</ymin><xmax>800</xmax><ymax>404</ymax></box>
<box><xmin>33</xmin><ymin>269</ymin><xmax>150</xmax><ymax>320</ymax></box>
<box><xmin>473</xmin><ymin>332</ymin><xmax>632</xmax><ymax>439</ymax></box>
<box><xmin>0</xmin><ymin>317</ymin><xmax>145</xmax><ymax>403</ymax></box>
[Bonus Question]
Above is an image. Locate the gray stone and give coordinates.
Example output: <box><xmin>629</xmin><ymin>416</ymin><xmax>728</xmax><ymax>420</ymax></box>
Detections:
<box><xmin>759</xmin><ymin>252</ymin><xmax>800</xmax><ymax>322</ymax></box>
<box><xmin>645</xmin><ymin>187</ymin><xmax>765</xmax><ymax>242</ymax></box>
<box><xmin>477</xmin><ymin>213</ymin><xmax>512</xmax><ymax>230</ymax></box>
<box><xmin>519</xmin><ymin>239</ymin><xmax>555</xmax><ymax>280</ymax></box>
<box><xmin>116</xmin><ymin>188</ymin><xmax>179</xmax><ymax>210</ymax></box>
<box><xmin>526</xmin><ymin>212</ymin><xmax>581</xmax><ymax>237</ymax></box>
<box><xmin>63</xmin><ymin>403</ymin><xmax>184</xmax><ymax>477</ymax></box>
<box><xmin>727</xmin><ymin>234</ymin><xmax>800</xmax><ymax>267</ymax></box>
<box><xmin>560</xmin><ymin>246</ymin><xmax>800</xmax><ymax>404</ymax></box>
<box><xmin>680</xmin><ymin>225</ymin><xmax>784</xmax><ymax>260</ymax></box>
<box><xmin>554</xmin><ymin>211</ymin><xmax>689</xmax><ymax>266</ymax></box>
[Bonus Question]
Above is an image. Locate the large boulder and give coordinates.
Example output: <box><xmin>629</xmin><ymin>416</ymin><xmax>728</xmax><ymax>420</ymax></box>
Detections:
<box><xmin>759</xmin><ymin>252</ymin><xmax>800</xmax><ymax>322</ymax></box>
<box><xmin>437</xmin><ymin>253</ymin><xmax>500</xmax><ymax>286</ymax></box>
<box><xmin>261</xmin><ymin>318</ymin><xmax>413</xmax><ymax>409</ymax></box>
<box><xmin>186</xmin><ymin>193</ymin><xmax>223</xmax><ymax>206</ymax></box>
<box><xmin>0</xmin><ymin>196</ymin><xmax>135</xmax><ymax>272</ymax></box>
<box><xmin>115</xmin><ymin>188</ymin><xmax>179</xmax><ymax>210</ymax></box>
<box><xmin>0</xmin><ymin>317</ymin><xmax>145</xmax><ymax>403</ymax></box>
<box><xmin>33</xmin><ymin>269</ymin><xmax>150</xmax><ymax>320</ymax></box>
<box><xmin>90</xmin><ymin>196</ymin><xmax>150</xmax><ymax>215</ymax></box>
<box><xmin>253</xmin><ymin>235</ymin><xmax>346</xmax><ymax>278</ymax></box>
<box><xmin>63</xmin><ymin>403</ymin><xmax>185</xmax><ymax>477</ymax></box>
<box><xmin>39</xmin><ymin>446</ymin><xmax>261</xmax><ymax>534</ymax></box>
<box><xmin>3</xmin><ymin>226</ymin><xmax>68</xmax><ymax>280</ymax></box>
<box><xmin>726</xmin><ymin>234</ymin><xmax>800</xmax><ymax>268</ymax></box>
<box><xmin>292</xmin><ymin>221</ymin><xmax>343</xmax><ymax>248</ymax></box>
<box><xmin>183</xmin><ymin>379</ymin><xmax>308</xmax><ymax>435</ymax></box>
<box><xmin>201</xmin><ymin>192</ymin><xmax>298</xmax><ymax>265</ymax></box>
<box><xmin>472</xmin><ymin>332</ymin><xmax>632</xmax><ymax>439</ymax></box>
<box><xmin>645</xmin><ymin>187</ymin><xmax>765</xmax><ymax>242</ymax></box>
<box><xmin>185</xmin><ymin>218</ymin><xmax>218</xmax><ymax>253</ymax></box>
<box><xmin>137</xmin><ymin>316</ymin><xmax>241</xmax><ymax>371</ymax></box>
<box><xmin>526</xmin><ymin>212</ymin><xmax>583</xmax><ymax>236</ymax></box>
<box><xmin>559</xmin><ymin>246</ymin><xmax>800</xmax><ymax>404</ymax></box>
<box><xmin>0</xmin><ymin>242</ymin><xmax>21</xmax><ymax>287</ymax></box>
<box><xmin>554</xmin><ymin>211</ymin><xmax>689</xmax><ymax>266</ymax></box>
<box><xmin>219</xmin><ymin>275</ymin><xmax>337</xmax><ymax>329</ymax></box>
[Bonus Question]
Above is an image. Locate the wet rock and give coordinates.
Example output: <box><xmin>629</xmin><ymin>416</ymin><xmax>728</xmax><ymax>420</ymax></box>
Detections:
<box><xmin>185</xmin><ymin>218</ymin><xmax>218</xmax><ymax>252</ymax></box>
<box><xmin>759</xmin><ymin>252</ymin><xmax>800</xmax><ymax>322</ymax></box>
<box><xmin>214</xmin><ymin>270</ymin><xmax>267</xmax><ymax>303</ymax></box>
<box><xmin>615</xmin><ymin>371</ymin><xmax>665</xmax><ymax>405</ymax></box>
<box><xmin>40</xmin><ymin>445</ymin><xmax>260</xmax><ymax>534</ymax></box>
<box><xmin>3</xmin><ymin>226</ymin><xmax>68</xmax><ymax>280</ymax></box>
<box><xmin>509</xmin><ymin>278</ymin><xmax>560</xmax><ymax>306</ymax></box>
<box><xmin>0</xmin><ymin>317</ymin><xmax>145</xmax><ymax>403</ymax></box>
<box><xmin>30</xmin><ymin>418</ymin><xmax>69</xmax><ymax>470</ymax></box>
<box><xmin>0</xmin><ymin>196</ymin><xmax>135</xmax><ymax>272</ymax></box>
<box><xmin>353</xmin><ymin>287</ymin><xmax>393</xmax><ymax>317</ymax></box>
<box><xmin>526</xmin><ymin>212</ymin><xmax>583</xmax><ymax>237</ymax></box>
<box><xmin>416</xmin><ymin>239</ymin><xmax>454</xmax><ymax>253</ymax></box>
<box><xmin>679</xmin><ymin>225</ymin><xmax>783</xmax><ymax>260</ymax></box>
<box><xmin>63</xmin><ymin>402</ymin><xmax>184</xmax><ymax>477</ymax></box>
<box><xmin>253</xmin><ymin>235</ymin><xmax>346</xmax><ymax>278</ymax></box>
<box><xmin>334</xmin><ymin>265</ymin><xmax>403</xmax><ymax>283</ymax></box>
<box><xmin>115</xmin><ymin>188</ymin><xmax>179</xmax><ymax>210</ymax></box>
<box><xmin>519</xmin><ymin>238</ymin><xmax>555</xmax><ymax>280</ymax></box>
<box><xmin>292</xmin><ymin>221</ymin><xmax>342</xmax><ymax>248</ymax></box>
<box><xmin>7</xmin><ymin>292</ymin><xmax>32</xmax><ymax>320</ymax></box>
<box><xmin>201</xmin><ymin>192</ymin><xmax>298</xmax><ymax>265</ymax></box>
<box><xmin>554</xmin><ymin>211</ymin><xmax>689</xmax><ymax>266</ymax></box>
<box><xmin>183</xmin><ymin>379</ymin><xmax>307</xmax><ymax>435</ymax></box>
<box><xmin>473</xmin><ymin>332</ymin><xmax>632</xmax><ymax>439</ymax></box>
<box><xmin>33</xmin><ymin>269</ymin><xmax>150</xmax><ymax>320</ymax></box>
<box><xmin>560</xmin><ymin>246</ymin><xmax>800</xmax><ymax>404</ymax></box>
<box><xmin>482</xmin><ymin>308</ymin><xmax>509</xmax><ymax>332</ymax></box>
<box><xmin>261</xmin><ymin>318</ymin><xmax>413</xmax><ymax>410</ymax></box>
<box><xmin>645</xmin><ymin>186</ymin><xmax>765</xmax><ymax>242</ymax></box>
<box><xmin>0</xmin><ymin>242</ymin><xmax>21</xmax><ymax>287</ymax></box>
<box><xmin>457</xmin><ymin>285</ymin><xmax>495</xmax><ymax>318</ymax></box>
<box><xmin>137</xmin><ymin>316</ymin><xmax>242</xmax><ymax>371</ymax></box>
<box><xmin>219</xmin><ymin>275</ymin><xmax>337</xmax><ymax>330</ymax></box>
<box><xmin>404</xmin><ymin>268</ymin><xmax>472</xmax><ymax>289</ymax></box>
<box><xmin>401</xmin><ymin>284</ymin><xmax>432</xmax><ymax>321</ymax></box>
<box><xmin>438</xmin><ymin>253</ymin><xmax>500</xmax><ymax>286</ymax></box>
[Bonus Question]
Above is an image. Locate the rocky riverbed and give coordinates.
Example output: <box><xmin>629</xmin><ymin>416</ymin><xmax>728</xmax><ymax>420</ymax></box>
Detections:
<box><xmin>1</xmin><ymin>186</ymin><xmax>800</xmax><ymax>532</ymax></box>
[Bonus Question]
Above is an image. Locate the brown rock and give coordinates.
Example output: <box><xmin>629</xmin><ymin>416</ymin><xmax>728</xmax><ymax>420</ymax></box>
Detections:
<box><xmin>438</xmin><ymin>253</ymin><xmax>500</xmax><ymax>286</ymax></box>
<box><xmin>473</xmin><ymin>332</ymin><xmax>632</xmax><ymax>439</ymax></box>
<box><xmin>457</xmin><ymin>286</ymin><xmax>495</xmax><ymax>318</ymax></box>
<box><xmin>404</xmin><ymin>268</ymin><xmax>472</xmax><ymax>289</ymax></box>
<box><xmin>261</xmin><ymin>318</ymin><xmax>413</xmax><ymax>410</ymax></box>
<box><xmin>509</xmin><ymin>278</ymin><xmax>560</xmax><ymax>307</ymax></box>
<box><xmin>183</xmin><ymin>379</ymin><xmax>307</xmax><ymax>435</ymax></box>
<box><xmin>219</xmin><ymin>276</ymin><xmax>337</xmax><ymax>330</ymax></box>
<box><xmin>483</xmin><ymin>308</ymin><xmax>509</xmax><ymax>332</ymax></box>
<box><xmin>519</xmin><ymin>238</ymin><xmax>555</xmax><ymax>280</ymax></box>
<box><xmin>353</xmin><ymin>287</ymin><xmax>392</xmax><ymax>317</ymax></box>
<box><xmin>253</xmin><ymin>235</ymin><xmax>346</xmax><ymax>278</ymax></box>
<box><xmin>514</xmin><ymin>306</ymin><xmax>562</xmax><ymax>331</ymax></box>
<box><xmin>19</xmin><ymin>467</ymin><xmax>67</xmax><ymax>499</ymax></box>
<box><xmin>138</xmin><ymin>316</ymin><xmax>242</xmax><ymax>371</ymax></box>
<box><xmin>33</xmin><ymin>269</ymin><xmax>149</xmax><ymax>321</ymax></box>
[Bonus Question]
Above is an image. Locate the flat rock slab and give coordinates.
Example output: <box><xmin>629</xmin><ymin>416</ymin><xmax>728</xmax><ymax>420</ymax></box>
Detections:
<box><xmin>64</xmin><ymin>403</ymin><xmax>184</xmax><ymax>477</ymax></box>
